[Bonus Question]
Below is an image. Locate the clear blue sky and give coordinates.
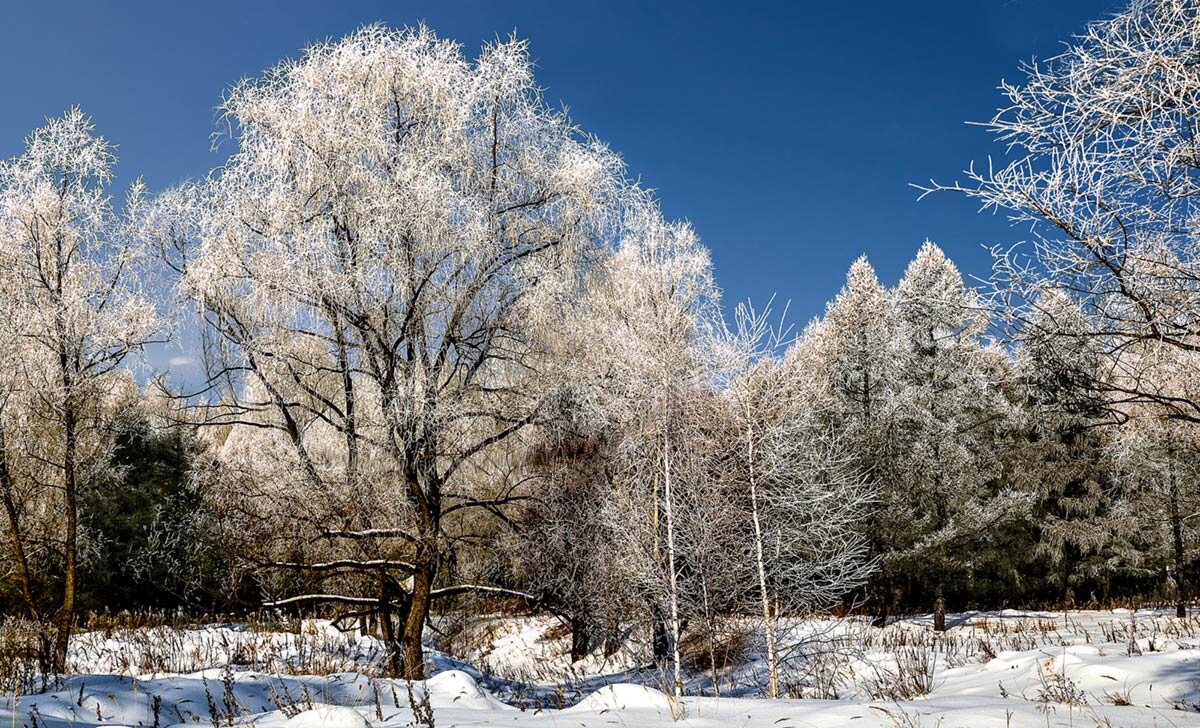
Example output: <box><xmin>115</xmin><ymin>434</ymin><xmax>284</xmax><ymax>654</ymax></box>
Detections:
<box><xmin>0</xmin><ymin>0</ymin><xmax>1119</xmax><ymax>326</ymax></box>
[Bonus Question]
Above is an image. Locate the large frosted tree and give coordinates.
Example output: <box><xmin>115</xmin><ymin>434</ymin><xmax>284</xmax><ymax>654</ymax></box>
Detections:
<box><xmin>1012</xmin><ymin>293</ymin><xmax>1136</xmax><ymax>605</ymax></box>
<box><xmin>585</xmin><ymin>210</ymin><xmax>724</xmax><ymax>696</ymax></box>
<box><xmin>1108</xmin><ymin>361</ymin><xmax>1200</xmax><ymax>617</ymax></box>
<box><xmin>804</xmin><ymin>256</ymin><xmax>899</xmax><ymax>457</ymax></box>
<box><xmin>792</xmin><ymin>246</ymin><xmax>1026</xmax><ymax>626</ymax></box>
<box><xmin>166</xmin><ymin>25</ymin><xmax>648</xmax><ymax>679</ymax></box>
<box><xmin>790</xmin><ymin>256</ymin><xmax>900</xmax><ymax>623</ymax></box>
<box><xmin>725</xmin><ymin>305</ymin><xmax>873</xmax><ymax>697</ymax></box>
<box><xmin>924</xmin><ymin>2</ymin><xmax>1200</xmax><ymax>607</ymax></box>
<box><xmin>512</xmin><ymin>212</ymin><xmax>768</xmax><ymax>689</ymax></box>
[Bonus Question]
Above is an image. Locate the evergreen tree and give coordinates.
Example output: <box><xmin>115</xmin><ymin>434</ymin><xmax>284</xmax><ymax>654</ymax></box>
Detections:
<box><xmin>79</xmin><ymin>401</ymin><xmax>224</xmax><ymax>613</ymax></box>
<box><xmin>889</xmin><ymin>242</ymin><xmax>1023</xmax><ymax>630</ymax></box>
<box><xmin>790</xmin><ymin>255</ymin><xmax>901</xmax><ymax>624</ymax></box>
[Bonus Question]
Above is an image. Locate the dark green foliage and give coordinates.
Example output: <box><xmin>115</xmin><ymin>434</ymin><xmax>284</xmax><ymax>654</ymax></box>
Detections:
<box><xmin>78</xmin><ymin>408</ymin><xmax>227</xmax><ymax>613</ymax></box>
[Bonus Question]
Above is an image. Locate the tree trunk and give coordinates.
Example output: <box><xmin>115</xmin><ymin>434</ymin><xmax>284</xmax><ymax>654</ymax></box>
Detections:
<box><xmin>569</xmin><ymin>616</ymin><xmax>592</xmax><ymax>662</ymax></box>
<box><xmin>652</xmin><ymin>609</ymin><xmax>669</xmax><ymax>662</ymax></box>
<box><xmin>746</xmin><ymin>417</ymin><xmax>780</xmax><ymax>698</ymax></box>
<box><xmin>1169</xmin><ymin>457</ymin><xmax>1187</xmax><ymax>619</ymax></box>
<box><xmin>603</xmin><ymin>620</ymin><xmax>622</xmax><ymax>658</ymax></box>
<box><xmin>0</xmin><ymin>425</ymin><xmax>50</xmax><ymax>675</ymax></box>
<box><xmin>377</xmin><ymin>570</ymin><xmax>403</xmax><ymax>676</ymax></box>
<box><xmin>870</xmin><ymin>581</ymin><xmax>890</xmax><ymax>628</ymax></box>
<box><xmin>705</xmin><ymin>620</ymin><xmax>720</xmax><ymax>697</ymax></box>
<box><xmin>0</xmin><ymin>426</ymin><xmax>36</xmax><ymax>620</ymax></box>
<box><xmin>650</xmin><ymin>445</ymin><xmax>667</xmax><ymax>667</ymax></box>
<box><xmin>933</xmin><ymin>586</ymin><xmax>946</xmax><ymax>632</ymax></box>
<box><xmin>661</xmin><ymin>439</ymin><xmax>683</xmax><ymax>697</ymax></box>
<box><xmin>400</xmin><ymin>550</ymin><xmax>435</xmax><ymax>680</ymax></box>
<box><xmin>52</xmin><ymin>401</ymin><xmax>78</xmax><ymax>675</ymax></box>
<box><xmin>698</xmin><ymin>578</ymin><xmax>720</xmax><ymax>697</ymax></box>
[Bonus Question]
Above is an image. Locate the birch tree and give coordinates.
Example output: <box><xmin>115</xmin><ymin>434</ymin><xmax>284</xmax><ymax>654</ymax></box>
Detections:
<box><xmin>726</xmin><ymin>305</ymin><xmax>874</xmax><ymax>697</ymax></box>
<box><xmin>509</xmin><ymin>213</ymin><xmax>733</xmax><ymax>680</ymax></box>
<box><xmin>581</xmin><ymin>208</ymin><xmax>723</xmax><ymax>696</ymax></box>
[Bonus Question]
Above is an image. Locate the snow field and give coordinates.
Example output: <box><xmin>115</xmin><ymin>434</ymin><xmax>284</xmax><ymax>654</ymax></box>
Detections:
<box><xmin>2</xmin><ymin>609</ymin><xmax>1199</xmax><ymax>727</ymax></box>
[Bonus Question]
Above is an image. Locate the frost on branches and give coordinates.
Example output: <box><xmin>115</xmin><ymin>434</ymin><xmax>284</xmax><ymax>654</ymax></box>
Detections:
<box><xmin>0</xmin><ymin>109</ymin><xmax>165</xmax><ymax>673</ymax></box>
<box><xmin>152</xmin><ymin>25</ymin><xmax>705</xmax><ymax>680</ymax></box>
<box><xmin>922</xmin><ymin>0</ymin><xmax>1200</xmax><ymax>424</ymax></box>
<box><xmin>791</xmin><ymin>244</ymin><xmax>1030</xmax><ymax>630</ymax></box>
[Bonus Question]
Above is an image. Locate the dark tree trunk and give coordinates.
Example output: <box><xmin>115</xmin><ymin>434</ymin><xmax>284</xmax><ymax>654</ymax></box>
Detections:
<box><xmin>933</xmin><ymin>588</ymin><xmax>946</xmax><ymax>632</ymax></box>
<box><xmin>602</xmin><ymin>621</ymin><xmax>622</xmax><ymax>658</ymax></box>
<box><xmin>0</xmin><ymin>426</ymin><xmax>49</xmax><ymax>675</ymax></box>
<box><xmin>870</xmin><ymin>581</ymin><xmax>892</xmax><ymax>628</ymax></box>
<box><xmin>378</xmin><ymin>571</ymin><xmax>403</xmax><ymax>677</ymax></box>
<box><xmin>652</xmin><ymin>608</ymin><xmax>669</xmax><ymax>662</ymax></box>
<box><xmin>871</xmin><ymin>607</ymin><xmax>889</xmax><ymax>629</ymax></box>
<box><xmin>1169</xmin><ymin>457</ymin><xmax>1187</xmax><ymax>619</ymax></box>
<box><xmin>52</xmin><ymin>398</ymin><xmax>78</xmax><ymax>675</ymax></box>
<box><xmin>0</xmin><ymin>426</ymin><xmax>36</xmax><ymax>620</ymax></box>
<box><xmin>569</xmin><ymin>616</ymin><xmax>592</xmax><ymax>662</ymax></box>
<box><xmin>400</xmin><ymin>549</ymin><xmax>436</xmax><ymax>680</ymax></box>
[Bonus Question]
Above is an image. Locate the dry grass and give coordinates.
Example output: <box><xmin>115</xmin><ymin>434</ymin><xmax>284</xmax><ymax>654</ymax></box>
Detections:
<box><xmin>679</xmin><ymin>629</ymin><xmax>749</xmax><ymax>673</ymax></box>
<box><xmin>0</xmin><ymin>617</ymin><xmax>46</xmax><ymax>694</ymax></box>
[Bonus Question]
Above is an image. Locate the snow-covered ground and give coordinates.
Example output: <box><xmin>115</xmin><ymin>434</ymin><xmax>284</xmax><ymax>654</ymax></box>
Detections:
<box><xmin>4</xmin><ymin>609</ymin><xmax>1200</xmax><ymax>727</ymax></box>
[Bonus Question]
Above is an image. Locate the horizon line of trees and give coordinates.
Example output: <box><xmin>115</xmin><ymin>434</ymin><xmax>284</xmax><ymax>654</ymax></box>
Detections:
<box><xmin>3</xmin><ymin>0</ymin><xmax>1200</xmax><ymax>697</ymax></box>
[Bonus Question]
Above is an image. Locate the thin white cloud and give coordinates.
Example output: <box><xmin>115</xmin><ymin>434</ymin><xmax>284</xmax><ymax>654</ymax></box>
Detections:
<box><xmin>168</xmin><ymin>356</ymin><xmax>195</xmax><ymax>367</ymax></box>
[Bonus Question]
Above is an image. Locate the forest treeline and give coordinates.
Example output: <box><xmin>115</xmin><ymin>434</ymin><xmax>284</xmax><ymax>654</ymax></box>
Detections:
<box><xmin>2</xmin><ymin>0</ymin><xmax>1200</xmax><ymax>696</ymax></box>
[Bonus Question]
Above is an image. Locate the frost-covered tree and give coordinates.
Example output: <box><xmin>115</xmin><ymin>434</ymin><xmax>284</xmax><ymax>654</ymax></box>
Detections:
<box><xmin>799</xmin><ymin>256</ymin><xmax>899</xmax><ymax>465</ymax></box>
<box><xmin>165</xmin><ymin>26</ymin><xmax>647</xmax><ymax>679</ymax></box>
<box><xmin>925</xmin><ymin>0</ymin><xmax>1200</xmax><ymax>424</ymax></box>
<box><xmin>506</xmin><ymin>393</ymin><xmax>629</xmax><ymax>661</ymax></box>
<box><xmin>925</xmin><ymin>1</ymin><xmax>1200</xmax><ymax>602</ymax></box>
<box><xmin>1011</xmin><ymin>293</ymin><xmax>1137</xmax><ymax>605</ymax></box>
<box><xmin>509</xmin><ymin>213</ymin><xmax>746</xmax><ymax>688</ymax></box>
<box><xmin>586</xmin><ymin>211</ymin><xmax>724</xmax><ymax>696</ymax></box>
<box><xmin>1108</xmin><ymin>365</ymin><xmax>1200</xmax><ymax>617</ymax></box>
<box><xmin>0</xmin><ymin>109</ymin><xmax>162</xmax><ymax>671</ymax></box>
<box><xmin>789</xmin><ymin>256</ymin><xmax>900</xmax><ymax>623</ymax></box>
<box><xmin>724</xmin><ymin>305</ymin><xmax>873</xmax><ymax>697</ymax></box>
<box><xmin>79</xmin><ymin>394</ymin><xmax>223</xmax><ymax>613</ymax></box>
<box><xmin>889</xmin><ymin>242</ymin><xmax>1025</xmax><ymax>630</ymax></box>
<box><xmin>792</xmin><ymin>247</ymin><xmax>1028</xmax><ymax>626</ymax></box>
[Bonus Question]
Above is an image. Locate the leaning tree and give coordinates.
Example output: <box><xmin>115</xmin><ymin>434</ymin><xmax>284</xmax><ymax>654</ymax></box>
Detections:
<box><xmin>161</xmin><ymin>25</ymin><xmax>647</xmax><ymax>678</ymax></box>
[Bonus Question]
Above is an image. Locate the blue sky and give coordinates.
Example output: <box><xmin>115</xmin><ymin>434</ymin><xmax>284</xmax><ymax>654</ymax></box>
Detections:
<box><xmin>0</xmin><ymin>0</ymin><xmax>1119</xmax><ymax>332</ymax></box>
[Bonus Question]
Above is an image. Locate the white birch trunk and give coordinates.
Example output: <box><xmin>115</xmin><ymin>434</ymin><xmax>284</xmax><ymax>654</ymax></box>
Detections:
<box><xmin>746</xmin><ymin>414</ymin><xmax>780</xmax><ymax>698</ymax></box>
<box><xmin>662</xmin><ymin>433</ymin><xmax>684</xmax><ymax>697</ymax></box>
